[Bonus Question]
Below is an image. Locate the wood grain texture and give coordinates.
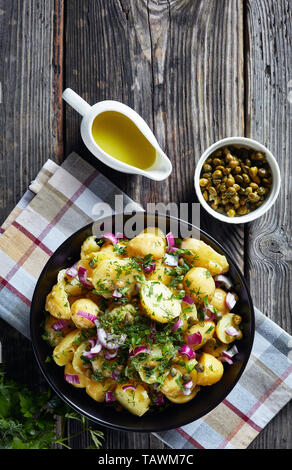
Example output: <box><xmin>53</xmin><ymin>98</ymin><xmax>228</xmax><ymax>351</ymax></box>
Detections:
<box><xmin>245</xmin><ymin>0</ymin><xmax>292</xmax><ymax>449</ymax></box>
<box><xmin>0</xmin><ymin>0</ymin><xmax>291</xmax><ymax>450</ymax></box>
<box><xmin>0</xmin><ymin>0</ymin><xmax>64</xmax><ymax>223</ymax></box>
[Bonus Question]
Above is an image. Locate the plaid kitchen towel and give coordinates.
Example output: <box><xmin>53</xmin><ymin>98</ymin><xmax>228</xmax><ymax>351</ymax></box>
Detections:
<box><xmin>0</xmin><ymin>152</ymin><xmax>291</xmax><ymax>449</ymax></box>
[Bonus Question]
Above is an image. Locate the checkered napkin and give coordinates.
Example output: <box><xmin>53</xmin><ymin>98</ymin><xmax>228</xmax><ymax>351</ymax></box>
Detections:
<box><xmin>0</xmin><ymin>153</ymin><xmax>291</xmax><ymax>449</ymax></box>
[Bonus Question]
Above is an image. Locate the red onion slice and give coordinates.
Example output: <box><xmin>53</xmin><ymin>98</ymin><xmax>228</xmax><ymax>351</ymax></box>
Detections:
<box><xmin>105</xmin><ymin>391</ymin><xmax>116</xmax><ymax>403</ymax></box>
<box><xmin>51</xmin><ymin>319</ymin><xmax>68</xmax><ymax>331</ymax></box>
<box><xmin>163</xmin><ymin>253</ymin><xmax>179</xmax><ymax>267</ymax></box>
<box><xmin>78</xmin><ymin>266</ymin><xmax>93</xmax><ymax>288</ymax></box>
<box><xmin>223</xmin><ymin>345</ymin><xmax>239</xmax><ymax>359</ymax></box>
<box><xmin>225</xmin><ymin>326</ymin><xmax>240</xmax><ymax>337</ymax></box>
<box><xmin>187</xmin><ymin>331</ymin><xmax>202</xmax><ymax>346</ymax></box>
<box><xmin>154</xmin><ymin>394</ymin><xmax>165</xmax><ymax>406</ymax></box>
<box><xmin>65</xmin><ymin>263</ymin><xmax>78</xmax><ymax>279</ymax></box>
<box><xmin>218</xmin><ymin>355</ymin><xmax>233</xmax><ymax>365</ymax></box>
<box><xmin>77</xmin><ymin>310</ymin><xmax>97</xmax><ymax>324</ymax></box>
<box><xmin>104</xmin><ymin>349</ymin><xmax>118</xmax><ymax>360</ymax></box>
<box><xmin>214</xmin><ymin>274</ymin><xmax>233</xmax><ymax>290</ymax></box>
<box><xmin>182</xmin><ymin>295</ymin><xmax>194</xmax><ymax>305</ymax></box>
<box><xmin>203</xmin><ymin>304</ymin><xmax>215</xmax><ymax>321</ymax></box>
<box><xmin>122</xmin><ymin>385</ymin><xmax>136</xmax><ymax>392</ymax></box>
<box><xmin>166</xmin><ymin>232</ymin><xmax>175</xmax><ymax>248</ymax></box>
<box><xmin>225</xmin><ymin>292</ymin><xmax>237</xmax><ymax>310</ymax></box>
<box><xmin>184</xmin><ymin>380</ymin><xmax>193</xmax><ymax>389</ymax></box>
<box><xmin>115</xmin><ymin>232</ymin><xmax>127</xmax><ymax>239</ymax></box>
<box><xmin>129</xmin><ymin>346</ymin><xmax>148</xmax><ymax>357</ymax></box>
<box><xmin>143</xmin><ymin>263</ymin><xmax>156</xmax><ymax>273</ymax></box>
<box><xmin>112</xmin><ymin>289</ymin><xmax>123</xmax><ymax>299</ymax></box>
<box><xmin>172</xmin><ymin>318</ymin><xmax>183</xmax><ymax>332</ymax></box>
<box><xmin>179</xmin><ymin>345</ymin><xmax>196</xmax><ymax>359</ymax></box>
<box><xmin>103</xmin><ymin>232</ymin><xmax>118</xmax><ymax>244</ymax></box>
<box><xmin>65</xmin><ymin>373</ymin><xmax>80</xmax><ymax>385</ymax></box>
<box><xmin>183</xmin><ymin>387</ymin><xmax>192</xmax><ymax>396</ymax></box>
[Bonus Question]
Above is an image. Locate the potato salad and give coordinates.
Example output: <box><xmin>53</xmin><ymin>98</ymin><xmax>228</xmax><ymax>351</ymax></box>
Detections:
<box><xmin>42</xmin><ymin>227</ymin><xmax>243</xmax><ymax>417</ymax></box>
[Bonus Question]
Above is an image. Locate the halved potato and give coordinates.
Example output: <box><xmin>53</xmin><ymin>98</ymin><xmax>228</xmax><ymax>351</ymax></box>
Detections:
<box><xmin>92</xmin><ymin>257</ymin><xmax>140</xmax><ymax>298</ymax></box>
<box><xmin>140</xmin><ymin>280</ymin><xmax>181</xmax><ymax>323</ymax></box>
<box><xmin>161</xmin><ymin>363</ymin><xmax>197</xmax><ymax>399</ymax></box>
<box><xmin>166</xmin><ymin>386</ymin><xmax>200</xmax><ymax>404</ymax></box>
<box><xmin>43</xmin><ymin>314</ymin><xmax>74</xmax><ymax>347</ymax></box>
<box><xmin>127</xmin><ymin>232</ymin><xmax>166</xmax><ymax>260</ymax></box>
<box><xmin>80</xmin><ymin>235</ymin><xmax>100</xmax><ymax>260</ymax></box>
<box><xmin>180</xmin><ymin>238</ymin><xmax>229</xmax><ymax>275</ymax></box>
<box><xmin>134</xmin><ymin>343</ymin><xmax>174</xmax><ymax>385</ymax></box>
<box><xmin>64</xmin><ymin>362</ymin><xmax>91</xmax><ymax>388</ymax></box>
<box><xmin>45</xmin><ymin>283</ymin><xmax>71</xmax><ymax>320</ymax></box>
<box><xmin>185</xmin><ymin>320</ymin><xmax>216</xmax><ymax>351</ymax></box>
<box><xmin>86</xmin><ymin>379</ymin><xmax>113</xmax><ymax>402</ymax></box>
<box><xmin>70</xmin><ymin>298</ymin><xmax>100</xmax><ymax>329</ymax></box>
<box><xmin>210</xmin><ymin>288</ymin><xmax>230</xmax><ymax>315</ymax></box>
<box><xmin>216</xmin><ymin>313</ymin><xmax>243</xmax><ymax>344</ymax></box>
<box><xmin>115</xmin><ymin>383</ymin><xmax>150</xmax><ymax>417</ymax></box>
<box><xmin>53</xmin><ymin>329</ymin><xmax>82</xmax><ymax>366</ymax></box>
<box><xmin>202</xmin><ymin>338</ymin><xmax>228</xmax><ymax>357</ymax></box>
<box><xmin>183</xmin><ymin>267</ymin><xmax>215</xmax><ymax>304</ymax></box>
<box><xmin>196</xmin><ymin>353</ymin><xmax>224</xmax><ymax>386</ymax></box>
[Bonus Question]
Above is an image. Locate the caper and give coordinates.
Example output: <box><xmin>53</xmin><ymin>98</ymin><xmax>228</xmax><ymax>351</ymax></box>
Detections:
<box><xmin>203</xmin><ymin>190</ymin><xmax>209</xmax><ymax>202</ymax></box>
<box><xmin>234</xmin><ymin>174</ymin><xmax>243</xmax><ymax>184</ymax></box>
<box><xmin>177</xmin><ymin>282</ymin><xmax>184</xmax><ymax>291</ymax></box>
<box><xmin>231</xmin><ymin>195</ymin><xmax>240</xmax><ymax>205</ymax></box>
<box><xmin>178</xmin><ymin>257</ymin><xmax>185</xmax><ymax>266</ymax></box>
<box><xmin>249</xmin><ymin>182</ymin><xmax>259</xmax><ymax>191</ymax></box>
<box><xmin>234</xmin><ymin>166</ymin><xmax>242</xmax><ymax>174</ymax></box>
<box><xmin>195</xmin><ymin>363</ymin><xmax>204</xmax><ymax>373</ymax></box>
<box><xmin>227</xmin><ymin>186</ymin><xmax>236</xmax><ymax>194</ymax></box>
<box><xmin>170</xmin><ymin>368</ymin><xmax>177</xmax><ymax>377</ymax></box>
<box><xmin>212</xmin><ymin>169</ymin><xmax>223</xmax><ymax>179</ymax></box>
<box><xmin>226</xmin><ymin>175</ymin><xmax>235</xmax><ymax>187</ymax></box>
<box><xmin>242</xmin><ymin>173</ymin><xmax>250</xmax><ymax>185</ymax></box>
<box><xmin>213</xmin><ymin>157</ymin><xmax>223</xmax><ymax>166</ymax></box>
<box><xmin>199</xmin><ymin>178</ymin><xmax>209</xmax><ymax>187</ymax></box>
<box><xmin>233</xmin><ymin>183</ymin><xmax>241</xmax><ymax>192</ymax></box>
<box><xmin>203</xmin><ymin>163</ymin><xmax>213</xmax><ymax>172</ymax></box>
<box><xmin>214</xmin><ymin>311</ymin><xmax>223</xmax><ymax>321</ymax></box>
<box><xmin>258</xmin><ymin>167</ymin><xmax>267</xmax><ymax>178</ymax></box>
<box><xmin>182</xmin><ymin>374</ymin><xmax>191</xmax><ymax>382</ymax></box>
<box><xmin>232</xmin><ymin>315</ymin><xmax>242</xmax><ymax>326</ymax></box>
<box><xmin>227</xmin><ymin>208</ymin><xmax>236</xmax><ymax>218</ymax></box>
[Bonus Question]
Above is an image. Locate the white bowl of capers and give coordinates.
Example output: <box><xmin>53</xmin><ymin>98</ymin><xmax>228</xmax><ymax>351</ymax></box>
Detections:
<box><xmin>194</xmin><ymin>137</ymin><xmax>281</xmax><ymax>224</ymax></box>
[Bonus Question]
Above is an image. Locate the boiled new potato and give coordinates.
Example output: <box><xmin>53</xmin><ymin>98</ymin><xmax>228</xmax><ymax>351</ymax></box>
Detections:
<box><xmin>216</xmin><ymin>313</ymin><xmax>243</xmax><ymax>344</ymax></box>
<box><xmin>70</xmin><ymin>298</ymin><xmax>100</xmax><ymax>329</ymax></box>
<box><xmin>86</xmin><ymin>379</ymin><xmax>113</xmax><ymax>402</ymax></box>
<box><xmin>183</xmin><ymin>267</ymin><xmax>215</xmax><ymax>304</ymax></box>
<box><xmin>166</xmin><ymin>386</ymin><xmax>200</xmax><ymax>404</ymax></box>
<box><xmin>185</xmin><ymin>320</ymin><xmax>216</xmax><ymax>350</ymax></box>
<box><xmin>181</xmin><ymin>238</ymin><xmax>229</xmax><ymax>275</ymax></box>
<box><xmin>147</xmin><ymin>259</ymin><xmax>173</xmax><ymax>286</ymax></box>
<box><xmin>72</xmin><ymin>341</ymin><xmax>91</xmax><ymax>375</ymax></box>
<box><xmin>45</xmin><ymin>282</ymin><xmax>71</xmax><ymax>320</ymax></box>
<box><xmin>196</xmin><ymin>353</ymin><xmax>224</xmax><ymax>386</ymax></box>
<box><xmin>115</xmin><ymin>384</ymin><xmax>150</xmax><ymax>417</ymax></box>
<box><xmin>127</xmin><ymin>231</ymin><xmax>166</xmax><ymax>260</ymax></box>
<box><xmin>92</xmin><ymin>257</ymin><xmax>140</xmax><ymax>298</ymax></box>
<box><xmin>140</xmin><ymin>280</ymin><xmax>181</xmax><ymax>323</ymax></box>
<box><xmin>64</xmin><ymin>362</ymin><xmax>91</xmax><ymax>388</ymax></box>
<box><xmin>202</xmin><ymin>338</ymin><xmax>228</xmax><ymax>357</ymax></box>
<box><xmin>53</xmin><ymin>329</ymin><xmax>81</xmax><ymax>366</ymax></box>
<box><xmin>142</xmin><ymin>227</ymin><xmax>165</xmax><ymax>238</ymax></box>
<box><xmin>57</xmin><ymin>269</ymin><xmax>84</xmax><ymax>297</ymax></box>
<box><xmin>161</xmin><ymin>363</ymin><xmax>197</xmax><ymax>399</ymax></box>
<box><xmin>80</xmin><ymin>235</ymin><xmax>100</xmax><ymax>260</ymax></box>
<box><xmin>134</xmin><ymin>343</ymin><xmax>174</xmax><ymax>384</ymax></box>
<box><xmin>211</xmin><ymin>288</ymin><xmax>230</xmax><ymax>315</ymax></box>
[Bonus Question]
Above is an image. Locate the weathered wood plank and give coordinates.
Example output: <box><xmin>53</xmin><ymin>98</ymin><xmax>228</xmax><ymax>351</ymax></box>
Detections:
<box><xmin>245</xmin><ymin>0</ymin><xmax>292</xmax><ymax>449</ymax></box>
<box><xmin>0</xmin><ymin>0</ymin><xmax>64</xmax><ymax>224</ymax></box>
<box><xmin>65</xmin><ymin>0</ymin><xmax>245</xmax><ymax>448</ymax></box>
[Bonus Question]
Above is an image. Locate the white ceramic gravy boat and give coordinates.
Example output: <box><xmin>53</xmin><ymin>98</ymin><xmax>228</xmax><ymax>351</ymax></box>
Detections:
<box><xmin>62</xmin><ymin>88</ymin><xmax>172</xmax><ymax>181</ymax></box>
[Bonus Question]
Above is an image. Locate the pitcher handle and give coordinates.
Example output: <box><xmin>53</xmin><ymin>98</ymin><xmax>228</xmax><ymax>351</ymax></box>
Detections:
<box><xmin>62</xmin><ymin>88</ymin><xmax>92</xmax><ymax>117</ymax></box>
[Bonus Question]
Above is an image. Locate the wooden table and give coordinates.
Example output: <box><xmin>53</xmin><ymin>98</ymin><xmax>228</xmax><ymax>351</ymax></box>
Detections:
<box><xmin>0</xmin><ymin>0</ymin><xmax>291</xmax><ymax>449</ymax></box>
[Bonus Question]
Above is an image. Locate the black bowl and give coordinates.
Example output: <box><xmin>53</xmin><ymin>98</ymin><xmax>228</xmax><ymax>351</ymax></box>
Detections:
<box><xmin>30</xmin><ymin>212</ymin><xmax>254</xmax><ymax>432</ymax></box>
